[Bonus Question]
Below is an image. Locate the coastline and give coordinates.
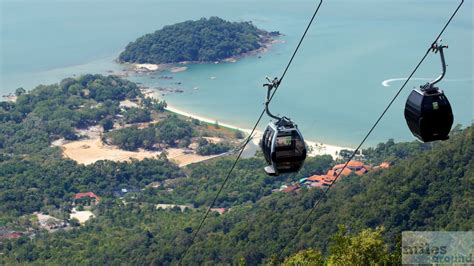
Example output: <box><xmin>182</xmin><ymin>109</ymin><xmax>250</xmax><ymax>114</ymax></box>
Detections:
<box><xmin>121</xmin><ymin>34</ymin><xmax>283</xmax><ymax>75</ymax></box>
<box><xmin>163</xmin><ymin>103</ymin><xmax>352</xmax><ymax>159</ymax></box>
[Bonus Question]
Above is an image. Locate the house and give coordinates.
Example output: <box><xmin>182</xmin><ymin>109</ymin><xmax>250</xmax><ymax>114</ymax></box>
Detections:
<box><xmin>331</xmin><ymin>160</ymin><xmax>371</xmax><ymax>177</ymax></box>
<box><xmin>355</xmin><ymin>168</ymin><xmax>368</xmax><ymax>176</ymax></box>
<box><xmin>303</xmin><ymin>160</ymin><xmax>374</xmax><ymax>190</ymax></box>
<box><xmin>306</xmin><ymin>175</ymin><xmax>334</xmax><ymax>188</ymax></box>
<box><xmin>0</xmin><ymin>228</ymin><xmax>23</xmax><ymax>240</ymax></box>
<box><xmin>210</xmin><ymin>208</ymin><xmax>226</xmax><ymax>215</ymax></box>
<box><xmin>328</xmin><ymin>167</ymin><xmax>352</xmax><ymax>177</ymax></box>
<box><xmin>333</xmin><ymin>160</ymin><xmax>365</xmax><ymax>171</ymax></box>
<box><xmin>73</xmin><ymin>192</ymin><xmax>100</xmax><ymax>205</ymax></box>
<box><xmin>379</xmin><ymin>162</ymin><xmax>391</xmax><ymax>169</ymax></box>
<box><xmin>0</xmin><ymin>232</ymin><xmax>22</xmax><ymax>240</ymax></box>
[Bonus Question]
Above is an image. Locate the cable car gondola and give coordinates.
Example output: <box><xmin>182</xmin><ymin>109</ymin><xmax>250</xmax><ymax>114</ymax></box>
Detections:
<box><xmin>260</xmin><ymin>77</ymin><xmax>307</xmax><ymax>176</ymax></box>
<box><xmin>404</xmin><ymin>42</ymin><xmax>454</xmax><ymax>142</ymax></box>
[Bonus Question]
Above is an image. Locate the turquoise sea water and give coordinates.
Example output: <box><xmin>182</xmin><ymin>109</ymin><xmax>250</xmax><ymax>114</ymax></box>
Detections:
<box><xmin>1</xmin><ymin>0</ymin><xmax>472</xmax><ymax>147</ymax></box>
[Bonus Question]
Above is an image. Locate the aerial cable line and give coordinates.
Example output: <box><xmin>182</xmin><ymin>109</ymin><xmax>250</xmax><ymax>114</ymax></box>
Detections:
<box><xmin>278</xmin><ymin>0</ymin><xmax>464</xmax><ymax>255</ymax></box>
<box><xmin>177</xmin><ymin>0</ymin><xmax>324</xmax><ymax>264</ymax></box>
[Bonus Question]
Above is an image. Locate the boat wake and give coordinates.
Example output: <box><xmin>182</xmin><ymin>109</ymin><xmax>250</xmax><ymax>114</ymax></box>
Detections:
<box><xmin>382</xmin><ymin>77</ymin><xmax>473</xmax><ymax>87</ymax></box>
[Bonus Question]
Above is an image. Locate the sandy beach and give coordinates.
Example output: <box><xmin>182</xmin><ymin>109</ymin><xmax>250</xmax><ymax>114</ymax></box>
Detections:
<box><xmin>164</xmin><ymin>105</ymin><xmax>353</xmax><ymax>159</ymax></box>
<box><xmin>134</xmin><ymin>63</ymin><xmax>160</xmax><ymax>71</ymax></box>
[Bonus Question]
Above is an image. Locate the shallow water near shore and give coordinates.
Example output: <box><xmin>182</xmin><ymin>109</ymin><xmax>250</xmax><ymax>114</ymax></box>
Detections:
<box><xmin>1</xmin><ymin>0</ymin><xmax>472</xmax><ymax>147</ymax></box>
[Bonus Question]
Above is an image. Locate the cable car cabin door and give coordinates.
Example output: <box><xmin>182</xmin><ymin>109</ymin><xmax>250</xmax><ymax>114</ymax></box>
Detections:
<box><xmin>261</xmin><ymin>125</ymin><xmax>276</xmax><ymax>165</ymax></box>
<box><xmin>271</xmin><ymin>129</ymin><xmax>307</xmax><ymax>174</ymax></box>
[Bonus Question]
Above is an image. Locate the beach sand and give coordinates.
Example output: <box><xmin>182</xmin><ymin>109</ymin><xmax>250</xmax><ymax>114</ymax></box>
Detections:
<box><xmin>164</xmin><ymin>105</ymin><xmax>353</xmax><ymax>159</ymax></box>
<box><xmin>134</xmin><ymin>63</ymin><xmax>160</xmax><ymax>71</ymax></box>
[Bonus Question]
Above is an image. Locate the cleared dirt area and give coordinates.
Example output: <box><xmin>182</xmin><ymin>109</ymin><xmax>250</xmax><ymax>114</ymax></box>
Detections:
<box><xmin>70</xmin><ymin>209</ymin><xmax>95</xmax><ymax>224</ymax></box>
<box><xmin>61</xmin><ymin>136</ymin><xmax>222</xmax><ymax>167</ymax></box>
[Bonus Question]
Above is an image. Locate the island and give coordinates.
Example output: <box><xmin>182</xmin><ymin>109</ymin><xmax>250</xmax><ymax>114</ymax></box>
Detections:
<box><xmin>118</xmin><ymin>16</ymin><xmax>280</xmax><ymax>65</ymax></box>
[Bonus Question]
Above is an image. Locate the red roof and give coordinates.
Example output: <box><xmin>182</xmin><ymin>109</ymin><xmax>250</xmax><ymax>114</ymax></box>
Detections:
<box><xmin>307</xmin><ymin>175</ymin><xmax>327</xmax><ymax>182</ymax></box>
<box><xmin>379</xmin><ymin>162</ymin><xmax>391</xmax><ymax>169</ymax></box>
<box><xmin>307</xmin><ymin>175</ymin><xmax>335</xmax><ymax>186</ymax></box>
<box><xmin>327</xmin><ymin>170</ymin><xmax>336</xmax><ymax>177</ymax></box>
<box><xmin>210</xmin><ymin>208</ymin><xmax>226</xmax><ymax>215</ymax></box>
<box><xmin>73</xmin><ymin>192</ymin><xmax>100</xmax><ymax>201</ymax></box>
<box><xmin>336</xmin><ymin>167</ymin><xmax>353</xmax><ymax>177</ymax></box>
<box><xmin>355</xmin><ymin>168</ymin><xmax>368</xmax><ymax>176</ymax></box>
<box><xmin>1</xmin><ymin>232</ymin><xmax>22</xmax><ymax>239</ymax></box>
<box><xmin>333</xmin><ymin>161</ymin><xmax>365</xmax><ymax>170</ymax></box>
<box><xmin>347</xmin><ymin>160</ymin><xmax>365</xmax><ymax>167</ymax></box>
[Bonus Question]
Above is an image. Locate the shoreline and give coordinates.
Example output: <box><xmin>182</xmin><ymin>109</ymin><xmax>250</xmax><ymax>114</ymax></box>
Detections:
<box><xmin>120</xmin><ymin>34</ymin><xmax>282</xmax><ymax>74</ymax></box>
<box><xmin>163</xmin><ymin>103</ymin><xmax>353</xmax><ymax>159</ymax></box>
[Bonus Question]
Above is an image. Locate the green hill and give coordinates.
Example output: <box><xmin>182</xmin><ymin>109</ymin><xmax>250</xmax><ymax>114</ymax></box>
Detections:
<box><xmin>1</xmin><ymin>121</ymin><xmax>471</xmax><ymax>264</ymax></box>
<box><xmin>118</xmin><ymin>17</ymin><xmax>275</xmax><ymax>64</ymax></box>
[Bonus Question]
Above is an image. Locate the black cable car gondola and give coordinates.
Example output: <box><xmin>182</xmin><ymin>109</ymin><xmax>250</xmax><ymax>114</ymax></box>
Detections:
<box><xmin>260</xmin><ymin>77</ymin><xmax>307</xmax><ymax>176</ymax></box>
<box><xmin>404</xmin><ymin>42</ymin><xmax>454</xmax><ymax>142</ymax></box>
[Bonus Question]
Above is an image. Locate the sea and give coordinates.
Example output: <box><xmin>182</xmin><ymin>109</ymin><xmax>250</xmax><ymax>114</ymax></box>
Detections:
<box><xmin>1</xmin><ymin>0</ymin><xmax>472</xmax><ymax>148</ymax></box>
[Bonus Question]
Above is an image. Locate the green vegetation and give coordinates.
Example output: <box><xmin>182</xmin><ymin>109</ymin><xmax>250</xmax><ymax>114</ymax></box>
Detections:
<box><xmin>1</xmin><ymin>126</ymin><xmax>472</xmax><ymax>264</ymax></box>
<box><xmin>108</xmin><ymin>115</ymin><xmax>194</xmax><ymax>151</ymax></box>
<box><xmin>122</xmin><ymin>107</ymin><xmax>151</xmax><ymax>124</ymax></box>
<box><xmin>1</xmin><ymin>75</ymin><xmax>472</xmax><ymax>265</ymax></box>
<box><xmin>107</xmin><ymin>115</ymin><xmax>239</xmax><ymax>152</ymax></box>
<box><xmin>119</xmin><ymin>17</ymin><xmax>273</xmax><ymax>64</ymax></box>
<box><xmin>196</xmin><ymin>137</ymin><xmax>233</xmax><ymax>155</ymax></box>
<box><xmin>0</xmin><ymin>74</ymin><xmax>140</xmax><ymax>153</ymax></box>
<box><xmin>131</xmin><ymin>155</ymin><xmax>334</xmax><ymax>208</ymax></box>
<box><xmin>281</xmin><ymin>226</ymin><xmax>398</xmax><ymax>265</ymax></box>
<box><xmin>0</xmin><ymin>74</ymin><xmax>240</xmax><ymax>223</ymax></box>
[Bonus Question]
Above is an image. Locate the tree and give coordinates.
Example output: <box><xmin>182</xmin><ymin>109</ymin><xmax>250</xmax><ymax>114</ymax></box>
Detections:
<box><xmin>234</xmin><ymin>130</ymin><xmax>244</xmax><ymax>139</ymax></box>
<box><xmin>152</xmin><ymin>100</ymin><xmax>167</xmax><ymax>112</ymax></box>
<box><xmin>338</xmin><ymin>149</ymin><xmax>353</xmax><ymax>161</ymax></box>
<box><xmin>326</xmin><ymin>226</ymin><xmax>393</xmax><ymax>266</ymax></box>
<box><xmin>282</xmin><ymin>249</ymin><xmax>324</xmax><ymax>266</ymax></box>
<box><xmin>123</xmin><ymin>107</ymin><xmax>151</xmax><ymax>124</ymax></box>
<box><xmin>100</xmin><ymin>118</ymin><xmax>114</xmax><ymax>132</ymax></box>
<box><xmin>69</xmin><ymin>218</ymin><xmax>80</xmax><ymax>227</ymax></box>
<box><xmin>15</xmin><ymin>87</ymin><xmax>26</xmax><ymax>97</ymax></box>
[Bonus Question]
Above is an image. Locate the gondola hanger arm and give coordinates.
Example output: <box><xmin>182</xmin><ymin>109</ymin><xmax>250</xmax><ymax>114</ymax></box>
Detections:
<box><xmin>263</xmin><ymin>76</ymin><xmax>282</xmax><ymax>120</ymax></box>
<box><xmin>422</xmin><ymin>40</ymin><xmax>448</xmax><ymax>91</ymax></box>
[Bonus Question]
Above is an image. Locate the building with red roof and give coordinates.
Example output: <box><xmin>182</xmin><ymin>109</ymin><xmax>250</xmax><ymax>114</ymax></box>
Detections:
<box><xmin>355</xmin><ymin>168</ymin><xmax>368</xmax><ymax>176</ymax></box>
<box><xmin>0</xmin><ymin>228</ymin><xmax>23</xmax><ymax>240</ymax></box>
<box><xmin>285</xmin><ymin>160</ymin><xmax>386</xmax><ymax>193</ymax></box>
<box><xmin>73</xmin><ymin>192</ymin><xmax>100</xmax><ymax>205</ymax></box>
<box><xmin>210</xmin><ymin>208</ymin><xmax>226</xmax><ymax>215</ymax></box>
<box><xmin>306</xmin><ymin>174</ymin><xmax>335</xmax><ymax>188</ymax></box>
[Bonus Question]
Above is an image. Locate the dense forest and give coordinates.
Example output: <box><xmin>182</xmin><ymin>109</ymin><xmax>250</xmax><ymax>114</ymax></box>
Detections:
<box><xmin>1</xmin><ymin>75</ymin><xmax>472</xmax><ymax>265</ymax></box>
<box><xmin>0</xmin><ymin>74</ymin><xmax>474</xmax><ymax>265</ymax></box>
<box><xmin>119</xmin><ymin>17</ymin><xmax>275</xmax><ymax>64</ymax></box>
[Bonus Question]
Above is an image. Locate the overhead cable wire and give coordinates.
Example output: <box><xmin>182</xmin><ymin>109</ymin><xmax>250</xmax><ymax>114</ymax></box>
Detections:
<box><xmin>177</xmin><ymin>1</ymin><xmax>324</xmax><ymax>264</ymax></box>
<box><xmin>278</xmin><ymin>0</ymin><xmax>464</xmax><ymax>255</ymax></box>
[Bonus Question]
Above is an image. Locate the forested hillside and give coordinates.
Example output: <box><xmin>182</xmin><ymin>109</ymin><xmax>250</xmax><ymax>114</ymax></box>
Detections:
<box><xmin>118</xmin><ymin>17</ymin><xmax>275</xmax><ymax>64</ymax></box>
<box><xmin>0</xmin><ymin>74</ymin><xmax>237</xmax><ymax>224</ymax></box>
<box><xmin>1</xmin><ymin>114</ymin><xmax>471</xmax><ymax>264</ymax></box>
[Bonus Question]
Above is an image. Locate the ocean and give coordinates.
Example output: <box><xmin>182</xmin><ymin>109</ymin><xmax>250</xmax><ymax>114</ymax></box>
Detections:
<box><xmin>1</xmin><ymin>0</ymin><xmax>472</xmax><ymax>147</ymax></box>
